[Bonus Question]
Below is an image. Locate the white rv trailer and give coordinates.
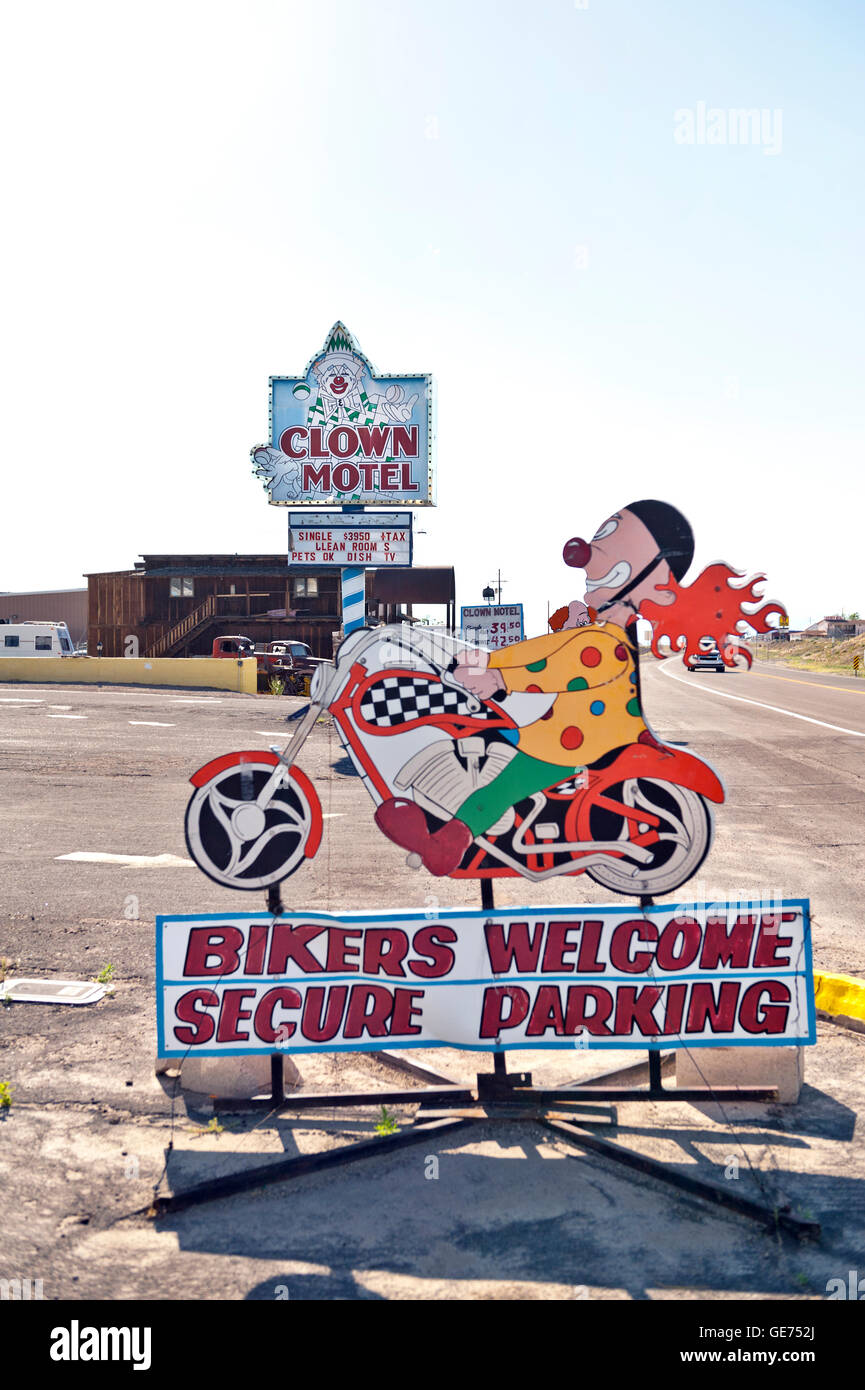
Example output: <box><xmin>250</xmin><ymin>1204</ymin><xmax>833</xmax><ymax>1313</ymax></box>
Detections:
<box><xmin>0</xmin><ymin>621</ymin><xmax>76</xmax><ymax>656</ymax></box>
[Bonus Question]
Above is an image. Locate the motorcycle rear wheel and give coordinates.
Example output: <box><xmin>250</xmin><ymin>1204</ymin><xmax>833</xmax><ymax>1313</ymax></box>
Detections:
<box><xmin>581</xmin><ymin>777</ymin><xmax>713</xmax><ymax>897</ymax></box>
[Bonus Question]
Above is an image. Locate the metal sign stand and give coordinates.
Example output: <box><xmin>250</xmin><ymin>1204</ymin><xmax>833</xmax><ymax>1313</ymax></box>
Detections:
<box><xmin>155</xmin><ymin>875</ymin><xmax>819</xmax><ymax>1240</ymax></box>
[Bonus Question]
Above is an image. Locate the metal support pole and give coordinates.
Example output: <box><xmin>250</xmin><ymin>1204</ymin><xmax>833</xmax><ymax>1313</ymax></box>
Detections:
<box><xmin>267</xmin><ymin>884</ymin><xmax>285</xmax><ymax>1103</ymax></box>
<box><xmin>543</xmin><ymin>1119</ymin><xmax>820</xmax><ymax>1241</ymax></box>
<box><xmin>479</xmin><ymin>877</ymin><xmax>519</xmax><ymax>1094</ymax></box>
<box><xmin>648</xmin><ymin>1050</ymin><xmax>664</xmax><ymax>1095</ymax></box>
<box><xmin>270</xmin><ymin>1053</ymin><xmax>285</xmax><ymax>1106</ymax></box>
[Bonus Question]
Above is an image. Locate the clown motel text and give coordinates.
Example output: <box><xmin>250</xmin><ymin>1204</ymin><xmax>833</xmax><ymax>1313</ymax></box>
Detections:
<box><xmin>157</xmin><ymin>903</ymin><xmax>814</xmax><ymax>1056</ymax></box>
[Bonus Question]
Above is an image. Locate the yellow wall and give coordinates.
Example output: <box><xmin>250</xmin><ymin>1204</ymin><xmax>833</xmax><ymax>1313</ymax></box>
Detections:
<box><xmin>0</xmin><ymin>656</ymin><xmax>258</xmax><ymax>694</ymax></box>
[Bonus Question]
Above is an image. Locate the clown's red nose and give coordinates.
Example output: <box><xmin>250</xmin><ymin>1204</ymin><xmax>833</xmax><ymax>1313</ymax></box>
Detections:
<box><xmin>563</xmin><ymin>536</ymin><xmax>591</xmax><ymax>568</ymax></box>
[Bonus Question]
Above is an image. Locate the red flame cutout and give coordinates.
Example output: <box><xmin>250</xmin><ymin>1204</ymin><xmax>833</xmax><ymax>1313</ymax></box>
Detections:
<box><xmin>639</xmin><ymin>563</ymin><xmax>788</xmax><ymax>669</ymax></box>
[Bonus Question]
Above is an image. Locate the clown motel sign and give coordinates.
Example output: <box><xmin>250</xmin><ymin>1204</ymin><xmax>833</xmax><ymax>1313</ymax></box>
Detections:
<box><xmin>157</xmin><ymin>901</ymin><xmax>815</xmax><ymax>1056</ymax></box>
<box><xmin>289</xmin><ymin>510</ymin><xmax>413</xmax><ymax>567</ymax></box>
<box><xmin>461</xmin><ymin>604</ymin><xmax>525</xmax><ymax>650</ymax></box>
<box><xmin>251</xmin><ymin>322</ymin><xmax>435</xmax><ymax>507</ymax></box>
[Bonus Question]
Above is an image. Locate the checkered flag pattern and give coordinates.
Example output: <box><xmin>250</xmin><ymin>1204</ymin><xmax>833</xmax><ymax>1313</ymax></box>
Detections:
<box><xmin>358</xmin><ymin>676</ymin><xmax>497</xmax><ymax>729</ymax></box>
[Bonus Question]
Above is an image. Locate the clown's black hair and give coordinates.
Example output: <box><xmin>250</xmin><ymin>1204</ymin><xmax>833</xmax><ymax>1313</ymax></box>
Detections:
<box><xmin>625</xmin><ymin>499</ymin><xmax>694</xmax><ymax>581</ymax></box>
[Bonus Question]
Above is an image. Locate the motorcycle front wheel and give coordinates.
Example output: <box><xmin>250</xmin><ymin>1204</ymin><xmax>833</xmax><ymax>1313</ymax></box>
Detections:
<box><xmin>578</xmin><ymin>777</ymin><xmax>713</xmax><ymax>897</ymax></box>
<box><xmin>185</xmin><ymin>755</ymin><xmax>322</xmax><ymax>891</ymax></box>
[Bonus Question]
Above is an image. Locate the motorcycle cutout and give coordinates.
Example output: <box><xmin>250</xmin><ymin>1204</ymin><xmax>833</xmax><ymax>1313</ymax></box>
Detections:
<box><xmin>184</xmin><ymin>499</ymin><xmax>786</xmax><ymax>897</ymax></box>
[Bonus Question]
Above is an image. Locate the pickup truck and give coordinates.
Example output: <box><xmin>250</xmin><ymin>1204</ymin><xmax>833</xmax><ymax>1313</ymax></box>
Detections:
<box><xmin>211</xmin><ymin>635</ymin><xmax>317</xmax><ymax>693</ymax></box>
<box><xmin>263</xmin><ymin>640</ymin><xmax>319</xmax><ymax>694</ymax></box>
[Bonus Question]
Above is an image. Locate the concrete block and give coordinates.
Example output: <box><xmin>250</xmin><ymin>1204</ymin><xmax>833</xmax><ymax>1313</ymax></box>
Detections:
<box><xmin>675</xmin><ymin>1046</ymin><xmax>804</xmax><ymax>1104</ymax></box>
<box><xmin>180</xmin><ymin>1053</ymin><xmax>300</xmax><ymax>1099</ymax></box>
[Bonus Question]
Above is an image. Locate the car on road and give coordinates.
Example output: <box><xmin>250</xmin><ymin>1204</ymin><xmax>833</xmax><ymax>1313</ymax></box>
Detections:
<box><xmin>685</xmin><ymin>638</ymin><xmax>726</xmax><ymax>673</ymax></box>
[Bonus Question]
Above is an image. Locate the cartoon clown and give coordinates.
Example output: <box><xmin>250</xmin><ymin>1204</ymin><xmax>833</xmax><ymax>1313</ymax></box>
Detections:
<box><xmin>252</xmin><ymin>322</ymin><xmax>419</xmax><ymax>502</ymax></box>
<box><xmin>305</xmin><ymin>325</ymin><xmax>418</xmax><ymax>436</ymax></box>
<box><xmin>560</xmin><ymin>498</ymin><xmax>694</xmax><ymax>627</ymax></box>
<box><xmin>373</xmin><ymin>499</ymin><xmax>696</xmax><ymax>877</ymax></box>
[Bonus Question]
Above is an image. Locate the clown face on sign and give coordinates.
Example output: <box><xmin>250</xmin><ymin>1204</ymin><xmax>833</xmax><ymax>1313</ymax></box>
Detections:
<box><xmin>311</xmin><ymin>339</ymin><xmax>366</xmax><ymax>408</ymax></box>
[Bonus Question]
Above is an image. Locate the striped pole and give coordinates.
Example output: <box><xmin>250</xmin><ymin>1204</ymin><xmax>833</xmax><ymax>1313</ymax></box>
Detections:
<box><xmin>341</xmin><ymin>566</ymin><xmax>366</xmax><ymax>634</ymax></box>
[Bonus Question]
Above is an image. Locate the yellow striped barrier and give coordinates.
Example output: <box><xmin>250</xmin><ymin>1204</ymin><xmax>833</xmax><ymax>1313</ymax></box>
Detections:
<box><xmin>814</xmin><ymin>971</ymin><xmax>865</xmax><ymax>1029</ymax></box>
<box><xmin>0</xmin><ymin>656</ymin><xmax>258</xmax><ymax>695</ymax></box>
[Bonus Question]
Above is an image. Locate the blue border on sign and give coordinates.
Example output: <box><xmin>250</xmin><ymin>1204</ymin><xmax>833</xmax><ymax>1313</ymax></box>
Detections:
<box><xmin>156</xmin><ymin>900</ymin><xmax>816</xmax><ymax>1056</ymax></box>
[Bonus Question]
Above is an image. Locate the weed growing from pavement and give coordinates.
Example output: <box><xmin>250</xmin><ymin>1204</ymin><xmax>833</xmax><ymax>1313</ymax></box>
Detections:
<box><xmin>268</xmin><ymin>676</ymin><xmax>286</xmax><ymax>696</ymax></box>
<box><xmin>95</xmin><ymin>963</ymin><xmax>115</xmax><ymax>986</ymax></box>
<box><xmin>0</xmin><ymin>1081</ymin><xmax>12</xmax><ymax>1110</ymax></box>
<box><xmin>0</xmin><ymin>957</ymin><xmax>13</xmax><ymax>981</ymax></box>
<box><xmin>190</xmin><ymin>1117</ymin><xmax>231</xmax><ymax>1138</ymax></box>
<box><xmin>375</xmin><ymin>1106</ymin><xmax>400</xmax><ymax>1136</ymax></box>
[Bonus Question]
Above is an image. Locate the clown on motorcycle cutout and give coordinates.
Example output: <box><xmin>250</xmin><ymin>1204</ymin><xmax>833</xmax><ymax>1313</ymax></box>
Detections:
<box><xmin>183</xmin><ymin>497</ymin><xmax>786</xmax><ymax>898</ymax></box>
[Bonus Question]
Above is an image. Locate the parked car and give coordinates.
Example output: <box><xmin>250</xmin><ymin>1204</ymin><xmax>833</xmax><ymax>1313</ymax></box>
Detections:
<box><xmin>211</xmin><ymin>635</ymin><xmax>322</xmax><ymax>693</ymax></box>
<box><xmin>211</xmin><ymin>635</ymin><xmax>256</xmax><ymax>661</ymax></box>
<box><xmin>263</xmin><ymin>640</ymin><xmax>320</xmax><ymax>695</ymax></box>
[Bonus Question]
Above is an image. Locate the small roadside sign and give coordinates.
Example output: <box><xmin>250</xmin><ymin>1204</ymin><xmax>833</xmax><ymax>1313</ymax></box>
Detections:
<box><xmin>460</xmin><ymin>603</ymin><xmax>524</xmax><ymax>650</ymax></box>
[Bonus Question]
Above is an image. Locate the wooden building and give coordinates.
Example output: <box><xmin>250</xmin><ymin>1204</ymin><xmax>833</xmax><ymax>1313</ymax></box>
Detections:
<box><xmin>86</xmin><ymin>556</ymin><xmax>456</xmax><ymax>658</ymax></box>
<box><xmin>0</xmin><ymin>589</ymin><xmax>88</xmax><ymax>643</ymax></box>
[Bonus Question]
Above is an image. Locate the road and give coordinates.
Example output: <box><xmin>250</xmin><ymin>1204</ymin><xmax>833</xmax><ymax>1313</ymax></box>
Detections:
<box><xmin>0</xmin><ymin>667</ymin><xmax>863</xmax><ymax>1301</ymax></box>
<box><xmin>640</xmin><ymin>656</ymin><xmax>865</xmax><ymax>979</ymax></box>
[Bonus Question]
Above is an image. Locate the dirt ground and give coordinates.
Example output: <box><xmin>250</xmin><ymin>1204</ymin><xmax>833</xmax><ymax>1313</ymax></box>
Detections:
<box><xmin>1</xmin><ymin>671</ymin><xmax>864</xmax><ymax>1300</ymax></box>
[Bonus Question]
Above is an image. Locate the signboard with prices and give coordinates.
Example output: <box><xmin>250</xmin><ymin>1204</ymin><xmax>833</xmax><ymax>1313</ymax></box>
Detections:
<box><xmin>289</xmin><ymin>511</ymin><xmax>412</xmax><ymax>568</ymax></box>
<box><xmin>460</xmin><ymin>603</ymin><xmax>524</xmax><ymax>650</ymax></box>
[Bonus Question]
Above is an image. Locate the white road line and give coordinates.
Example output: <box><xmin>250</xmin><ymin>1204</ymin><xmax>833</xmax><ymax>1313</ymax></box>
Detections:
<box><xmin>128</xmin><ymin>720</ymin><xmax>175</xmax><ymax>727</ymax></box>
<box><xmin>0</xmin><ymin>698</ymin><xmax>43</xmax><ymax>703</ymax></box>
<box><xmin>659</xmin><ymin>660</ymin><xmax>865</xmax><ymax>737</ymax></box>
<box><xmin>322</xmin><ymin>813</ymin><xmax>344</xmax><ymax>819</ymax></box>
<box><xmin>56</xmin><ymin>851</ymin><xmax>195</xmax><ymax>867</ymax></box>
<box><xmin>255</xmin><ymin>730</ymin><xmax>289</xmax><ymax>736</ymax></box>
<box><xmin>49</xmin><ymin>705</ymin><xmax>72</xmax><ymax>710</ymax></box>
<box><xmin>170</xmin><ymin>698</ymin><xmax>223</xmax><ymax>704</ymax></box>
<box><xmin>48</xmin><ymin>713</ymin><xmax>86</xmax><ymax>719</ymax></box>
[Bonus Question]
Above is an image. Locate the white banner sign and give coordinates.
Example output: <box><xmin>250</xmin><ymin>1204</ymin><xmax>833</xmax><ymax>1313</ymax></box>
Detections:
<box><xmin>157</xmin><ymin>901</ymin><xmax>814</xmax><ymax>1056</ymax></box>
<box><xmin>289</xmin><ymin>510</ymin><xmax>412</xmax><ymax>567</ymax></box>
<box><xmin>460</xmin><ymin>604</ymin><xmax>524</xmax><ymax>650</ymax></box>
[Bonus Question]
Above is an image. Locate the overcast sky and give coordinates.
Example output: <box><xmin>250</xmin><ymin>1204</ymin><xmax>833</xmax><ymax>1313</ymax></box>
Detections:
<box><xmin>1</xmin><ymin>0</ymin><xmax>862</xmax><ymax>632</ymax></box>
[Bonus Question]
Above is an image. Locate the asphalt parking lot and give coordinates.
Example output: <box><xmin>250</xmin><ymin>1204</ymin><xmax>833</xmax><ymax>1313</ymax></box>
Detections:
<box><xmin>1</xmin><ymin>664</ymin><xmax>864</xmax><ymax>1300</ymax></box>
